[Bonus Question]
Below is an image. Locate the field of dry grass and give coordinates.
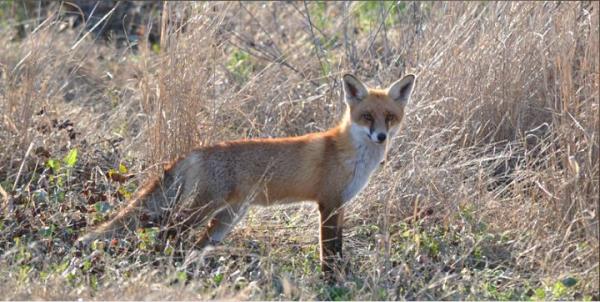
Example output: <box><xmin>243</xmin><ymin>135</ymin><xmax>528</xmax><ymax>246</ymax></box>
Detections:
<box><xmin>0</xmin><ymin>1</ymin><xmax>598</xmax><ymax>300</ymax></box>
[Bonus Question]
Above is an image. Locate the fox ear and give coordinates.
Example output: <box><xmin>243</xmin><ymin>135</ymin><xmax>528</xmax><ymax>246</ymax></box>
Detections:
<box><xmin>342</xmin><ymin>74</ymin><xmax>368</xmax><ymax>104</ymax></box>
<box><xmin>388</xmin><ymin>74</ymin><xmax>416</xmax><ymax>106</ymax></box>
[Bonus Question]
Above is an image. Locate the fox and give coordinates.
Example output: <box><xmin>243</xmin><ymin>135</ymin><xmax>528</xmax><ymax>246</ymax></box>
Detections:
<box><xmin>76</xmin><ymin>73</ymin><xmax>416</xmax><ymax>277</ymax></box>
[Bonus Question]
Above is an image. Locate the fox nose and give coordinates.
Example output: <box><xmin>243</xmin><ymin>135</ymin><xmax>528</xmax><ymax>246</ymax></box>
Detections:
<box><xmin>377</xmin><ymin>133</ymin><xmax>387</xmax><ymax>143</ymax></box>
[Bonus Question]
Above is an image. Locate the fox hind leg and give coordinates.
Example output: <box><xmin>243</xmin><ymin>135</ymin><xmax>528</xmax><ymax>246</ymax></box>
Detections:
<box><xmin>194</xmin><ymin>202</ymin><xmax>248</xmax><ymax>250</ymax></box>
<box><xmin>162</xmin><ymin>198</ymin><xmax>225</xmax><ymax>241</ymax></box>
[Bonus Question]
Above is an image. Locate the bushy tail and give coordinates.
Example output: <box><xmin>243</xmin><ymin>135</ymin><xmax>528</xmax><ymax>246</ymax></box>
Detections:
<box><xmin>76</xmin><ymin>174</ymin><xmax>179</xmax><ymax>248</ymax></box>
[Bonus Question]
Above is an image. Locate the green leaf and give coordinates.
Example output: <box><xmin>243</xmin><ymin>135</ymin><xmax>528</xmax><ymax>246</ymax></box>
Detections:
<box><xmin>151</xmin><ymin>43</ymin><xmax>160</xmax><ymax>54</ymax></box>
<box><xmin>561</xmin><ymin>277</ymin><xmax>577</xmax><ymax>287</ymax></box>
<box><xmin>327</xmin><ymin>285</ymin><xmax>351</xmax><ymax>301</ymax></box>
<box><xmin>213</xmin><ymin>273</ymin><xmax>223</xmax><ymax>285</ymax></box>
<box><xmin>118</xmin><ymin>163</ymin><xmax>128</xmax><ymax>174</ymax></box>
<box><xmin>46</xmin><ymin>159</ymin><xmax>60</xmax><ymax>173</ymax></box>
<box><xmin>118</xmin><ymin>186</ymin><xmax>132</xmax><ymax>199</ymax></box>
<box><xmin>63</xmin><ymin>148</ymin><xmax>78</xmax><ymax>168</ymax></box>
<box><xmin>552</xmin><ymin>280</ymin><xmax>568</xmax><ymax>298</ymax></box>
<box><xmin>82</xmin><ymin>259</ymin><xmax>92</xmax><ymax>272</ymax></box>
<box><xmin>226</xmin><ymin>50</ymin><xmax>252</xmax><ymax>82</ymax></box>
<box><xmin>94</xmin><ymin>201</ymin><xmax>111</xmax><ymax>213</ymax></box>
<box><xmin>90</xmin><ymin>275</ymin><xmax>99</xmax><ymax>291</ymax></box>
<box><xmin>91</xmin><ymin>239</ymin><xmax>105</xmax><ymax>251</ymax></box>
<box><xmin>532</xmin><ymin>288</ymin><xmax>546</xmax><ymax>300</ymax></box>
<box><xmin>176</xmin><ymin>271</ymin><xmax>187</xmax><ymax>284</ymax></box>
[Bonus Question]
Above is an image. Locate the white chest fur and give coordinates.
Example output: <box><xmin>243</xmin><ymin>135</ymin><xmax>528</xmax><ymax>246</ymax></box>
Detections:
<box><xmin>341</xmin><ymin>141</ymin><xmax>386</xmax><ymax>203</ymax></box>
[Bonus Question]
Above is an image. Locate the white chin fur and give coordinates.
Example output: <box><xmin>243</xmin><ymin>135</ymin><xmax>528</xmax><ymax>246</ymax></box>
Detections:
<box><xmin>370</xmin><ymin>135</ymin><xmax>382</xmax><ymax>144</ymax></box>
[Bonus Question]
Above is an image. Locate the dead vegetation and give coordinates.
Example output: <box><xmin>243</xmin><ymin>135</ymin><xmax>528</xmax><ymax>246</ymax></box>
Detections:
<box><xmin>0</xmin><ymin>1</ymin><xmax>598</xmax><ymax>300</ymax></box>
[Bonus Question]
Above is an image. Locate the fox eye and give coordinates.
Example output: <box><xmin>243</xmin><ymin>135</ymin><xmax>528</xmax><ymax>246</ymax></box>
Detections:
<box><xmin>362</xmin><ymin>113</ymin><xmax>374</xmax><ymax>122</ymax></box>
<box><xmin>385</xmin><ymin>114</ymin><xmax>395</xmax><ymax>123</ymax></box>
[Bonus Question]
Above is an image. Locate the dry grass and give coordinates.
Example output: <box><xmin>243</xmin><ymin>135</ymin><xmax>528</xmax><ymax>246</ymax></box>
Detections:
<box><xmin>0</xmin><ymin>1</ymin><xmax>598</xmax><ymax>300</ymax></box>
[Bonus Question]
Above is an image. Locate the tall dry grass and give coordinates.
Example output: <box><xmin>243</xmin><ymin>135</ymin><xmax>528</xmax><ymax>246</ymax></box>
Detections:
<box><xmin>0</xmin><ymin>1</ymin><xmax>597</xmax><ymax>300</ymax></box>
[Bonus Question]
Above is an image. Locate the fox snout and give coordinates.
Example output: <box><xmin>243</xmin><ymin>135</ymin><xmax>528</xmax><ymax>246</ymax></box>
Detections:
<box><xmin>369</xmin><ymin>131</ymin><xmax>387</xmax><ymax>144</ymax></box>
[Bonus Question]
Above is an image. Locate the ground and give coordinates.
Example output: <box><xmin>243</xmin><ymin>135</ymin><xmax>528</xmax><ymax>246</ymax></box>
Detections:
<box><xmin>0</xmin><ymin>2</ymin><xmax>598</xmax><ymax>300</ymax></box>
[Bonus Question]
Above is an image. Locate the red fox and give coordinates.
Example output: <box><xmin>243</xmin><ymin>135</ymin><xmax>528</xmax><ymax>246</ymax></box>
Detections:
<box><xmin>77</xmin><ymin>73</ymin><xmax>416</xmax><ymax>276</ymax></box>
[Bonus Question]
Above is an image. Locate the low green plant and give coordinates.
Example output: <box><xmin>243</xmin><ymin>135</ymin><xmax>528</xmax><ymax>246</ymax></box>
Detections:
<box><xmin>226</xmin><ymin>49</ymin><xmax>253</xmax><ymax>83</ymax></box>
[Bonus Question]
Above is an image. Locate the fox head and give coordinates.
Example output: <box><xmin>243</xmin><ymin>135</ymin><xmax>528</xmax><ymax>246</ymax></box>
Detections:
<box><xmin>342</xmin><ymin>73</ymin><xmax>416</xmax><ymax>145</ymax></box>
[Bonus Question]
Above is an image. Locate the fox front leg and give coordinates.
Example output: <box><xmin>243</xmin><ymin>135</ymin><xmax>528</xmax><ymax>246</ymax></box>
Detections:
<box><xmin>318</xmin><ymin>205</ymin><xmax>345</xmax><ymax>279</ymax></box>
